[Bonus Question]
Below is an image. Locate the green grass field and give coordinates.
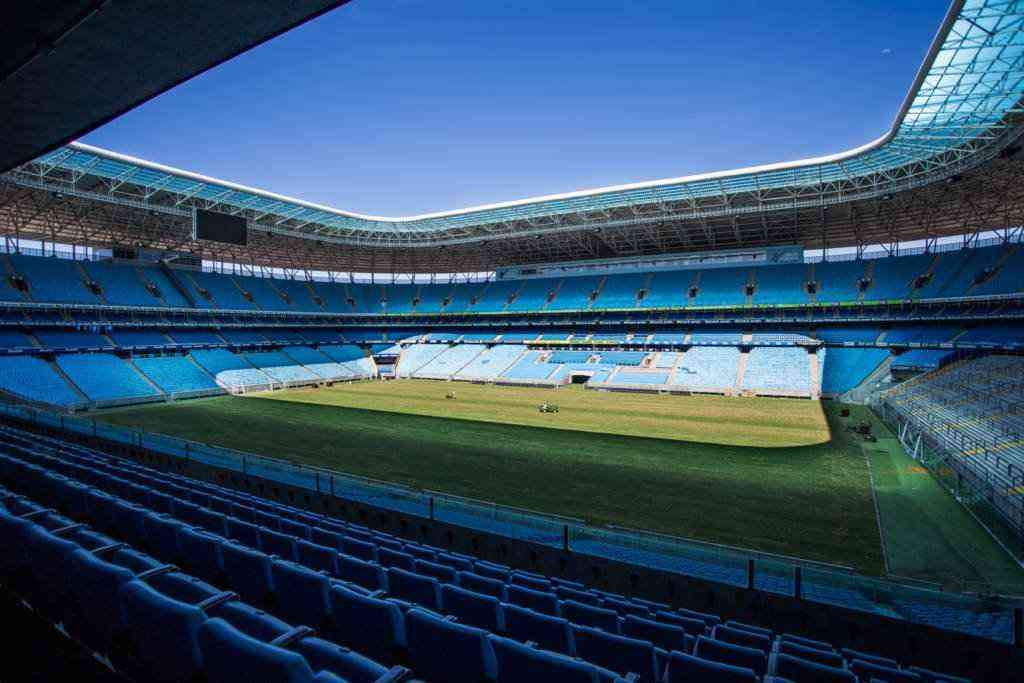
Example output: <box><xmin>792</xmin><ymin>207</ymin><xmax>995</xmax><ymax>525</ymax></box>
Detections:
<box><xmin>97</xmin><ymin>380</ymin><xmax>1024</xmax><ymax>588</ymax></box>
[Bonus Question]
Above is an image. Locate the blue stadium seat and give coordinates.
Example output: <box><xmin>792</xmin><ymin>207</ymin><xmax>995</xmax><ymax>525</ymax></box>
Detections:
<box><xmin>501</xmin><ymin>603</ymin><xmax>573</xmax><ymax>654</ymax></box>
<box><xmin>63</xmin><ymin>548</ymin><xmax>134</xmax><ymax>652</ymax></box>
<box><xmin>457</xmin><ymin>571</ymin><xmax>506</xmax><ymax>599</ymax></box>
<box><xmin>713</xmin><ymin>624</ymin><xmax>772</xmax><ymax>654</ymax></box>
<box><xmin>405</xmin><ymin>608</ymin><xmax>497</xmax><ymax>683</ymax></box>
<box><xmin>777</xmin><ymin>640</ymin><xmax>844</xmax><ymax>668</ymax></box>
<box><xmin>414</xmin><ymin>557</ymin><xmax>458</xmax><ymax>583</ymax></box>
<box><xmin>622</xmin><ymin>614</ymin><xmax>692</xmax><ymax>654</ymax></box>
<box><xmin>197</xmin><ymin>617</ymin><xmax>331</xmax><ymax>683</ymax></box>
<box><xmin>664</xmin><ymin>651</ymin><xmax>758</xmax><ymax>683</ymax></box>
<box><xmin>294</xmin><ymin>636</ymin><xmax>403</xmax><ymax>683</ymax></box>
<box><xmin>507</xmin><ymin>584</ymin><xmax>560</xmax><ymax>616</ymax></box>
<box><xmin>556</xmin><ymin>585</ymin><xmax>603</xmax><ymax>606</ymax></box>
<box><xmin>386</xmin><ymin>566</ymin><xmax>442</xmax><ymax>610</ymax></box>
<box><xmin>221</xmin><ymin>542</ymin><xmax>275</xmax><ymax>605</ymax></box>
<box><xmin>260</xmin><ymin>527</ymin><xmax>298</xmax><ymax>561</ymax></box>
<box><xmin>271</xmin><ymin>560</ymin><xmax>332</xmax><ymax>627</ymax></box>
<box><xmin>118</xmin><ymin>580</ymin><xmax>206</xmax><ymax>683</ymax></box>
<box><xmin>297</xmin><ymin>539</ymin><xmax>340</xmax><ymax>575</ymax></box>
<box><xmin>561</xmin><ymin>599</ymin><xmax>620</xmax><ymax>633</ymax></box>
<box><xmin>377</xmin><ymin>546</ymin><xmax>415</xmax><ymax>569</ymax></box>
<box><xmin>227</xmin><ymin>518</ymin><xmax>263</xmax><ymax>548</ymax></box>
<box><xmin>177</xmin><ymin>527</ymin><xmax>225</xmax><ymax>582</ymax></box>
<box><xmin>489</xmin><ymin>634</ymin><xmax>603</xmax><ymax>683</ymax></box>
<box><xmin>907</xmin><ymin>665</ymin><xmax>970</xmax><ymax>683</ymax></box>
<box><xmin>441</xmin><ymin>583</ymin><xmax>503</xmax><ymax>631</ymax></box>
<box><xmin>509</xmin><ymin>570</ymin><xmax>551</xmax><ymax>592</ymax></box>
<box><xmin>694</xmin><ymin>635</ymin><xmax>767</xmax><ymax>676</ymax></box>
<box><xmin>328</xmin><ymin>583</ymin><xmax>406</xmax><ymax>660</ymax></box>
<box><xmin>654</xmin><ymin>610</ymin><xmax>709</xmax><ymax>637</ymax></box>
<box><xmin>849</xmin><ymin>658</ymin><xmax>922</xmax><ymax>682</ymax></box>
<box><xmin>207</xmin><ymin>600</ymin><xmax>292</xmax><ymax>641</ymax></box>
<box><xmin>775</xmin><ymin>653</ymin><xmax>857</xmax><ymax>683</ymax></box>
<box><xmin>311</xmin><ymin>527</ymin><xmax>344</xmax><ymax>551</ymax></box>
<box><xmin>337</xmin><ymin>553</ymin><xmax>388</xmax><ymax>592</ymax></box>
<box><xmin>572</xmin><ymin>624</ymin><xmax>663</xmax><ymax>682</ymax></box>
<box><xmin>472</xmin><ymin>560</ymin><xmax>511</xmax><ymax>581</ymax></box>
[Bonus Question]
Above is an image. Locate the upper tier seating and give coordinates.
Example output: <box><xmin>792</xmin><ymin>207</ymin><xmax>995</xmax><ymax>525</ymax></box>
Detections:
<box><xmin>81</xmin><ymin>260</ymin><xmax>162</xmax><ymax>306</ymax></box>
<box><xmin>231</xmin><ymin>275</ymin><xmax>292</xmax><ymax>311</ymax></box>
<box><xmin>9</xmin><ymin>254</ymin><xmax>100</xmax><ymax>304</ymax></box>
<box><xmin>752</xmin><ymin>264</ymin><xmax>810</xmax><ymax>305</ymax></box>
<box><xmin>110</xmin><ymin>329</ymin><xmax>170</xmax><ymax>347</ymax></box>
<box><xmin>169</xmin><ymin>329</ymin><xmax>225</xmax><ymax>345</ymax></box>
<box><xmin>548</xmin><ymin>277</ymin><xmax>601</xmax><ymax>311</ymax></box>
<box><xmin>2</xmin><ymin>245</ymin><xmax>1022</xmax><ymax>314</ymax></box>
<box><xmin>33</xmin><ymin>328</ymin><xmax>112</xmax><ymax>349</ymax></box>
<box><xmin>0</xmin><ymin>426</ymin><xmax>979</xmax><ymax>682</ymax></box>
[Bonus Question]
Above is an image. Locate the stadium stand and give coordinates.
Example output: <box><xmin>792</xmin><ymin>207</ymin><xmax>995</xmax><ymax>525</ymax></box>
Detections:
<box><xmin>741</xmin><ymin>348</ymin><xmax>813</xmax><ymax>397</ymax></box>
<box><xmin>133</xmin><ymin>355</ymin><xmax>221</xmax><ymax>395</ymax></box>
<box><xmin>0</xmin><ymin>424</ymin><xmax>989</xmax><ymax>682</ymax></box>
<box><xmin>56</xmin><ymin>353</ymin><xmax>162</xmax><ymax>403</ymax></box>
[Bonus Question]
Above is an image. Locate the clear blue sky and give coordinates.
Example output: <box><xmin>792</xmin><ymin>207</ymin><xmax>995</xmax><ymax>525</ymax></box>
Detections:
<box><xmin>81</xmin><ymin>0</ymin><xmax>949</xmax><ymax>217</ymax></box>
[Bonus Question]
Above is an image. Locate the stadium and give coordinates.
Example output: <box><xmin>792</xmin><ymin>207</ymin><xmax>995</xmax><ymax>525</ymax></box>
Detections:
<box><xmin>2</xmin><ymin>0</ymin><xmax>1024</xmax><ymax>681</ymax></box>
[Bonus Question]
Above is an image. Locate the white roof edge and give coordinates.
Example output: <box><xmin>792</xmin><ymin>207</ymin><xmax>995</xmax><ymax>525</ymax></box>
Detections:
<box><xmin>67</xmin><ymin>0</ymin><xmax>962</xmax><ymax>227</ymax></box>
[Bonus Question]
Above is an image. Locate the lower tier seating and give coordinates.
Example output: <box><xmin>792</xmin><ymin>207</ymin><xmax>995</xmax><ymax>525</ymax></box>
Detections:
<box><xmin>0</xmin><ymin>424</ymin><xmax>976</xmax><ymax>683</ymax></box>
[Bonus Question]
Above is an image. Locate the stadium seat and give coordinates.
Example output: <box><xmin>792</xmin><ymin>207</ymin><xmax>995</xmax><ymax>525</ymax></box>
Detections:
<box><xmin>260</xmin><ymin>527</ymin><xmax>298</xmax><ymax>561</ymax></box>
<box><xmin>386</xmin><ymin>567</ymin><xmax>442</xmax><ymax>610</ymax></box>
<box><xmin>489</xmin><ymin>634</ymin><xmax>603</xmax><ymax>683</ymax></box>
<box><xmin>695</xmin><ymin>636</ymin><xmax>767</xmax><ymax>676</ymax></box>
<box><xmin>337</xmin><ymin>553</ymin><xmax>388</xmax><ymax>592</ymax></box>
<box><xmin>664</xmin><ymin>650</ymin><xmax>759</xmax><ymax>683</ymax></box>
<box><xmin>849</xmin><ymin>658</ymin><xmax>923</xmax><ymax>682</ymax></box>
<box><xmin>507</xmin><ymin>584</ymin><xmax>560</xmax><ymax>616</ymax></box>
<box><xmin>377</xmin><ymin>546</ymin><xmax>414</xmax><ymax>570</ymax></box>
<box><xmin>441</xmin><ymin>583</ymin><xmax>503</xmax><ymax>631</ymax></box>
<box><xmin>197</xmin><ymin>617</ymin><xmax>334</xmax><ymax>683</ymax></box>
<box><xmin>405</xmin><ymin>608</ymin><xmax>497</xmax><ymax>683</ymax></box>
<box><xmin>571</xmin><ymin>624</ymin><xmax>663</xmax><ymax>682</ymax></box>
<box><xmin>293</xmin><ymin>636</ymin><xmax>404</xmax><ymax>683</ymax></box>
<box><xmin>562</xmin><ymin>599</ymin><xmax>621</xmax><ymax>633</ymax></box>
<box><xmin>208</xmin><ymin>600</ymin><xmax>292</xmax><ymax>641</ymax></box>
<box><xmin>177</xmin><ymin>527</ymin><xmax>225</xmax><ymax>582</ymax></box>
<box><xmin>654</xmin><ymin>610</ymin><xmax>708</xmax><ymax>637</ymax></box>
<box><xmin>271</xmin><ymin>560</ymin><xmax>332</xmax><ymax>627</ymax></box>
<box><xmin>774</xmin><ymin>653</ymin><xmax>857</xmax><ymax>683</ymax></box>
<box><xmin>457</xmin><ymin>571</ymin><xmax>507</xmax><ymax>599</ymax></box>
<box><xmin>297</xmin><ymin>539</ymin><xmax>340</xmax><ymax>575</ymax></box>
<box><xmin>622</xmin><ymin>614</ymin><xmax>692</xmax><ymax>654</ymax></box>
<box><xmin>63</xmin><ymin>548</ymin><xmax>135</xmax><ymax>652</ymax></box>
<box><xmin>501</xmin><ymin>603</ymin><xmax>574</xmax><ymax>655</ymax></box>
<box><xmin>118</xmin><ymin>580</ymin><xmax>206</xmax><ymax>683</ymax></box>
<box><xmin>327</xmin><ymin>583</ymin><xmax>406</xmax><ymax>660</ymax></box>
<box><xmin>414</xmin><ymin>557</ymin><xmax>458</xmax><ymax>583</ymax></box>
<box><xmin>221</xmin><ymin>542</ymin><xmax>275</xmax><ymax>605</ymax></box>
<box><xmin>713</xmin><ymin>624</ymin><xmax>772</xmax><ymax>654</ymax></box>
<box><xmin>777</xmin><ymin>640</ymin><xmax>844</xmax><ymax>668</ymax></box>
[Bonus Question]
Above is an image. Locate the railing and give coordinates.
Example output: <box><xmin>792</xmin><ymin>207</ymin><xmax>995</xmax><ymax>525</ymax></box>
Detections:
<box><xmin>2</xmin><ymin>401</ymin><xmax>1022</xmax><ymax>644</ymax></box>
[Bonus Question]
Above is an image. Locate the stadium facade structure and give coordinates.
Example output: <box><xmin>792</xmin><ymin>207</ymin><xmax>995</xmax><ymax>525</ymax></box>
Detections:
<box><xmin>2</xmin><ymin>0</ymin><xmax>1024</xmax><ymax>273</ymax></box>
<box><xmin>1</xmin><ymin>0</ymin><xmax>1024</xmax><ymax>672</ymax></box>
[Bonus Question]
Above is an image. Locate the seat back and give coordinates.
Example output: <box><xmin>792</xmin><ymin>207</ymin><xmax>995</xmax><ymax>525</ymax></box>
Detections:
<box><xmin>776</xmin><ymin>653</ymin><xmax>858</xmax><ymax>683</ymax></box>
<box><xmin>507</xmin><ymin>584</ymin><xmax>559</xmax><ymax>616</ymax></box>
<box><xmin>665</xmin><ymin>651</ymin><xmax>758</xmax><ymax>683</ymax></box>
<box><xmin>405</xmin><ymin>608</ymin><xmax>496</xmax><ymax>683</ymax></box>
<box><xmin>119</xmin><ymin>580</ymin><xmax>206</xmax><ymax>683</ymax></box>
<box><xmin>501</xmin><ymin>603</ymin><xmax>573</xmax><ymax>655</ymax></box>
<box><xmin>572</xmin><ymin>624</ymin><xmax>660</xmax><ymax>682</ymax></box>
<box><xmin>562</xmin><ymin>599</ymin><xmax>620</xmax><ymax>633</ymax></box>
<box><xmin>441</xmin><ymin>583</ymin><xmax>502</xmax><ymax>631</ymax></box>
<box><xmin>623</xmin><ymin>614</ymin><xmax>691</xmax><ymax>654</ymax></box>
<box><xmin>490</xmin><ymin>634</ymin><xmax>597</xmax><ymax>683</ymax></box>
<box><xmin>198</xmin><ymin>617</ymin><xmax>317</xmax><ymax>683</ymax></box>
<box><xmin>270</xmin><ymin>560</ymin><xmax>332</xmax><ymax>627</ymax></box>
<box><xmin>386</xmin><ymin>567</ymin><xmax>441</xmax><ymax>610</ymax></box>
<box><xmin>695</xmin><ymin>635</ymin><xmax>767</xmax><ymax>676</ymax></box>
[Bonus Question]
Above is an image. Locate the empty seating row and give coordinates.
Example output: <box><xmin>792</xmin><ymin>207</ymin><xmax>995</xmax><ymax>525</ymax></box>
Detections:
<box><xmin>0</xmin><ymin>425</ymin><xmax>972</xmax><ymax>683</ymax></box>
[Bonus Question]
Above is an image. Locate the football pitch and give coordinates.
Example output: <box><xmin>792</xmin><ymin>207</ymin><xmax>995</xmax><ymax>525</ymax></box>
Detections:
<box><xmin>98</xmin><ymin>380</ymin><xmax>1024</xmax><ymax>588</ymax></box>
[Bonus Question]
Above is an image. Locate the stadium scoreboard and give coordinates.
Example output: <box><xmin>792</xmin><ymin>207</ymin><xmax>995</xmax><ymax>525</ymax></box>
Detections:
<box><xmin>192</xmin><ymin>208</ymin><xmax>248</xmax><ymax>246</ymax></box>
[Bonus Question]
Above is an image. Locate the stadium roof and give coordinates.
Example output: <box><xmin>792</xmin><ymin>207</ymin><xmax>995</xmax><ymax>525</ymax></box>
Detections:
<box><xmin>3</xmin><ymin>0</ymin><xmax>1024</xmax><ymax>273</ymax></box>
<box><xmin>1</xmin><ymin>1</ymin><xmax>353</xmax><ymax>175</ymax></box>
